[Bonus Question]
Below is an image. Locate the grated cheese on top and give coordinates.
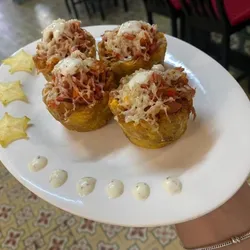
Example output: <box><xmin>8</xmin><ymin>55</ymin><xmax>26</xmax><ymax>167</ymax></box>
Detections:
<box><xmin>52</xmin><ymin>52</ymin><xmax>95</xmax><ymax>76</ymax></box>
<box><xmin>35</xmin><ymin>19</ymin><xmax>94</xmax><ymax>69</ymax></box>
<box><xmin>151</xmin><ymin>64</ymin><xmax>165</xmax><ymax>72</ymax></box>
<box><xmin>53</xmin><ymin>57</ymin><xmax>83</xmax><ymax>76</ymax></box>
<box><xmin>43</xmin><ymin>51</ymin><xmax>110</xmax><ymax>109</ymax></box>
<box><xmin>101</xmin><ymin>20</ymin><xmax>162</xmax><ymax>61</ymax></box>
<box><xmin>41</xmin><ymin>19</ymin><xmax>81</xmax><ymax>47</ymax></box>
<box><xmin>42</xmin><ymin>19</ymin><xmax>67</xmax><ymax>42</ymax></box>
<box><xmin>127</xmin><ymin>71</ymin><xmax>153</xmax><ymax>89</ymax></box>
<box><xmin>117</xmin><ymin>20</ymin><xmax>142</xmax><ymax>35</ymax></box>
<box><xmin>111</xmin><ymin>65</ymin><xmax>195</xmax><ymax>127</ymax></box>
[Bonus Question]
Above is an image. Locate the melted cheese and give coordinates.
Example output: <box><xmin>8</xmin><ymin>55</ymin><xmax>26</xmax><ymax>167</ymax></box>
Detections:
<box><xmin>83</xmin><ymin>58</ymin><xmax>95</xmax><ymax>67</ymax></box>
<box><xmin>117</xmin><ymin>69</ymin><xmax>166</xmax><ymax>126</ymax></box>
<box><xmin>166</xmin><ymin>68</ymin><xmax>183</xmax><ymax>81</ymax></box>
<box><xmin>103</xmin><ymin>21</ymin><xmax>157</xmax><ymax>61</ymax></box>
<box><xmin>127</xmin><ymin>64</ymin><xmax>165</xmax><ymax>89</ymax></box>
<box><xmin>114</xmin><ymin>66</ymin><xmax>193</xmax><ymax>126</ymax></box>
<box><xmin>118</xmin><ymin>20</ymin><xmax>142</xmax><ymax>35</ymax></box>
<box><xmin>128</xmin><ymin>71</ymin><xmax>152</xmax><ymax>89</ymax></box>
<box><xmin>53</xmin><ymin>57</ymin><xmax>82</xmax><ymax>76</ymax></box>
<box><xmin>71</xmin><ymin>50</ymin><xmax>86</xmax><ymax>60</ymax></box>
<box><xmin>42</xmin><ymin>19</ymin><xmax>66</xmax><ymax>42</ymax></box>
<box><xmin>152</xmin><ymin>64</ymin><xmax>165</xmax><ymax>72</ymax></box>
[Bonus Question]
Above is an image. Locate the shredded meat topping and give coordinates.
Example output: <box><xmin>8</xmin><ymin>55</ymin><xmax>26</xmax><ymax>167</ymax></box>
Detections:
<box><xmin>35</xmin><ymin>19</ymin><xmax>95</xmax><ymax>68</ymax></box>
<box><xmin>101</xmin><ymin>21</ymin><xmax>163</xmax><ymax>62</ymax></box>
<box><xmin>44</xmin><ymin>54</ymin><xmax>112</xmax><ymax>108</ymax></box>
<box><xmin>110</xmin><ymin>66</ymin><xmax>196</xmax><ymax>126</ymax></box>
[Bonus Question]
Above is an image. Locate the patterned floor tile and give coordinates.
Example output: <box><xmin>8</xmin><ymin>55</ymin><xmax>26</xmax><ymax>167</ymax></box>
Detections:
<box><xmin>1</xmin><ymin>227</ymin><xmax>25</xmax><ymax>250</ymax></box>
<box><xmin>70</xmin><ymin>217</ymin><xmax>99</xmax><ymax>241</ymax></box>
<box><xmin>28</xmin><ymin>207</ymin><xmax>58</xmax><ymax>236</ymax></box>
<box><xmin>101</xmin><ymin>224</ymin><xmax>123</xmax><ymax>240</ymax></box>
<box><xmin>68</xmin><ymin>237</ymin><xmax>92</xmax><ymax>250</ymax></box>
<box><xmin>1</xmin><ymin>223</ymin><xmax>32</xmax><ymax>250</ymax></box>
<box><xmin>41</xmin><ymin>222</ymin><xmax>76</xmax><ymax>250</ymax></box>
<box><xmin>152</xmin><ymin>226</ymin><xmax>177</xmax><ymax>247</ymax></box>
<box><xmin>0</xmin><ymin>204</ymin><xmax>17</xmax><ymax>232</ymax></box>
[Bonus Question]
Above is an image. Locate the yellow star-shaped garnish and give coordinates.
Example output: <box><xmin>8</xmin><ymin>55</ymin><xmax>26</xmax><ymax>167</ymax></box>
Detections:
<box><xmin>0</xmin><ymin>81</ymin><xmax>28</xmax><ymax>106</ymax></box>
<box><xmin>2</xmin><ymin>49</ymin><xmax>35</xmax><ymax>74</ymax></box>
<box><xmin>0</xmin><ymin>113</ymin><xmax>30</xmax><ymax>148</ymax></box>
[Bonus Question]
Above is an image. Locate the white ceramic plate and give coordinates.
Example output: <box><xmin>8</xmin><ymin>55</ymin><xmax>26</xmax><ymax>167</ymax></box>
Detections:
<box><xmin>1</xmin><ymin>25</ymin><xmax>250</xmax><ymax>227</ymax></box>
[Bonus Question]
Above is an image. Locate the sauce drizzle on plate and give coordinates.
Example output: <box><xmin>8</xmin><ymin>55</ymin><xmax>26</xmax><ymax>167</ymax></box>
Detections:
<box><xmin>132</xmin><ymin>182</ymin><xmax>150</xmax><ymax>200</ymax></box>
<box><xmin>106</xmin><ymin>179</ymin><xmax>124</xmax><ymax>199</ymax></box>
<box><xmin>29</xmin><ymin>156</ymin><xmax>48</xmax><ymax>172</ymax></box>
<box><xmin>77</xmin><ymin>177</ymin><xmax>96</xmax><ymax>197</ymax></box>
<box><xmin>49</xmin><ymin>169</ymin><xmax>68</xmax><ymax>188</ymax></box>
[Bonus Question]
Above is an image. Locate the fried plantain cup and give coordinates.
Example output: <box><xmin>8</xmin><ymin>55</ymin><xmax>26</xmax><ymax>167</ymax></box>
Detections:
<box><xmin>109</xmin><ymin>98</ymin><xmax>193</xmax><ymax>149</ymax></box>
<box><xmin>33</xmin><ymin>19</ymin><xmax>96</xmax><ymax>81</ymax></box>
<box><xmin>98</xmin><ymin>21</ymin><xmax>167</xmax><ymax>82</ymax></box>
<box><xmin>43</xmin><ymin>56</ymin><xmax>115</xmax><ymax>132</ymax></box>
<box><xmin>108</xmin><ymin>66</ymin><xmax>196</xmax><ymax>149</ymax></box>
<box><xmin>43</xmin><ymin>91</ymin><xmax>112</xmax><ymax>132</ymax></box>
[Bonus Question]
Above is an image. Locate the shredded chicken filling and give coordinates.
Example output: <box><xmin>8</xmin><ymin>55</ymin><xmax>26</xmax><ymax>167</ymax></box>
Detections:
<box><xmin>101</xmin><ymin>21</ymin><xmax>163</xmax><ymax>61</ymax></box>
<box><xmin>111</xmin><ymin>66</ymin><xmax>196</xmax><ymax>127</ymax></box>
<box><xmin>44</xmin><ymin>60</ymin><xmax>110</xmax><ymax>109</ymax></box>
<box><xmin>36</xmin><ymin>19</ymin><xmax>94</xmax><ymax>67</ymax></box>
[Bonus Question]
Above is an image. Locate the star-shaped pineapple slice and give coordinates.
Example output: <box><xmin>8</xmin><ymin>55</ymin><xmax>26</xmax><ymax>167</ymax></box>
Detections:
<box><xmin>2</xmin><ymin>49</ymin><xmax>35</xmax><ymax>74</ymax></box>
<box><xmin>0</xmin><ymin>113</ymin><xmax>30</xmax><ymax>148</ymax></box>
<box><xmin>0</xmin><ymin>81</ymin><xmax>28</xmax><ymax>106</ymax></box>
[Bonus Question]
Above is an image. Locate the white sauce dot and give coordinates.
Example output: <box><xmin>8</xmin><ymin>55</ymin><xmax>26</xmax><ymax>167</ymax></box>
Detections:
<box><xmin>77</xmin><ymin>177</ymin><xmax>96</xmax><ymax>197</ymax></box>
<box><xmin>28</xmin><ymin>156</ymin><xmax>48</xmax><ymax>172</ymax></box>
<box><xmin>49</xmin><ymin>170</ymin><xmax>68</xmax><ymax>188</ymax></box>
<box><xmin>163</xmin><ymin>177</ymin><xmax>182</xmax><ymax>194</ymax></box>
<box><xmin>106</xmin><ymin>179</ymin><xmax>124</xmax><ymax>199</ymax></box>
<box><xmin>132</xmin><ymin>182</ymin><xmax>150</xmax><ymax>200</ymax></box>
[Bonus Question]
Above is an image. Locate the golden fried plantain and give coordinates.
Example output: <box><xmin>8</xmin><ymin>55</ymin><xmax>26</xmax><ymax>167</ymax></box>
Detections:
<box><xmin>43</xmin><ymin>92</ymin><xmax>112</xmax><ymax>132</ymax></box>
<box><xmin>109</xmin><ymin>98</ymin><xmax>192</xmax><ymax>149</ymax></box>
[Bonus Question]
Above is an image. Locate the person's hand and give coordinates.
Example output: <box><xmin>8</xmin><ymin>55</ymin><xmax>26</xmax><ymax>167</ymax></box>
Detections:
<box><xmin>175</xmin><ymin>182</ymin><xmax>250</xmax><ymax>250</ymax></box>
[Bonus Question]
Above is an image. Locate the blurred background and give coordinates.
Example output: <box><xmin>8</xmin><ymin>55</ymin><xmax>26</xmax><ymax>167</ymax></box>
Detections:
<box><xmin>1</xmin><ymin>0</ymin><xmax>172</xmax><ymax>58</ymax></box>
<box><xmin>1</xmin><ymin>0</ymin><xmax>250</xmax><ymax>96</ymax></box>
<box><xmin>0</xmin><ymin>1</ymin><xmax>249</xmax><ymax>250</ymax></box>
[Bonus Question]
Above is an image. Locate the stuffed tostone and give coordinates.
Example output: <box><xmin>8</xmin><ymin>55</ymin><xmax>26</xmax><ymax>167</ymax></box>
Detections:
<box><xmin>109</xmin><ymin>65</ymin><xmax>196</xmax><ymax>149</ymax></box>
<box><xmin>98</xmin><ymin>20</ymin><xmax>167</xmax><ymax>82</ymax></box>
<box><xmin>42</xmin><ymin>51</ymin><xmax>115</xmax><ymax>132</ymax></box>
<box><xmin>33</xmin><ymin>19</ymin><xmax>96</xmax><ymax>81</ymax></box>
